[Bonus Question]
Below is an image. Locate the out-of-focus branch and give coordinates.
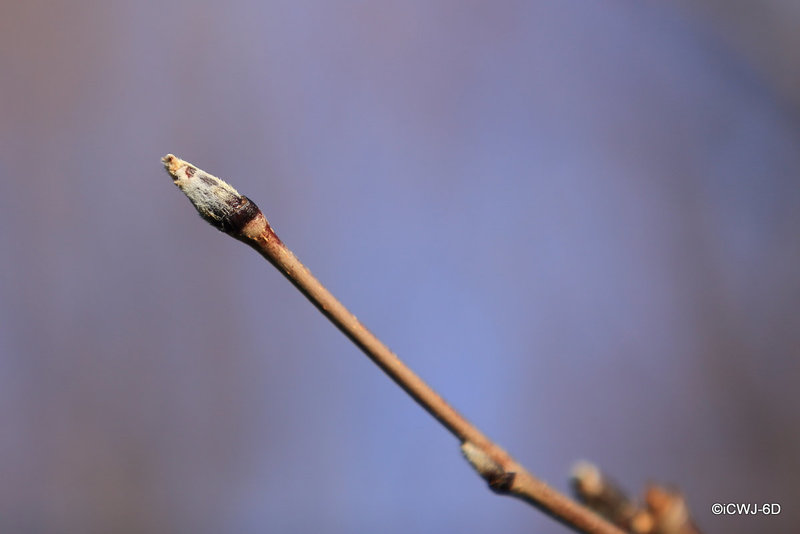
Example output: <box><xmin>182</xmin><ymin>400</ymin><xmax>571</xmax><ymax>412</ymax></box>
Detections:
<box><xmin>572</xmin><ymin>461</ymin><xmax>702</xmax><ymax>534</ymax></box>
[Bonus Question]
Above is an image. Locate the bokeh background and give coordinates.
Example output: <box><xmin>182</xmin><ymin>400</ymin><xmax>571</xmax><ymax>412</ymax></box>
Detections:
<box><xmin>2</xmin><ymin>1</ymin><xmax>799</xmax><ymax>533</ymax></box>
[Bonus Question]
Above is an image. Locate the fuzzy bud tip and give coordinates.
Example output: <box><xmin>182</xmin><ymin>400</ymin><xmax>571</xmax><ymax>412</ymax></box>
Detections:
<box><xmin>162</xmin><ymin>154</ymin><xmax>261</xmax><ymax>234</ymax></box>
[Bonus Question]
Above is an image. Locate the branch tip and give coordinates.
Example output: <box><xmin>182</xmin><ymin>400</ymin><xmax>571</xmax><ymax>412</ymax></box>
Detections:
<box><xmin>163</xmin><ymin>154</ymin><xmax>261</xmax><ymax>234</ymax></box>
<box><xmin>161</xmin><ymin>153</ymin><xmax>182</xmax><ymax>176</ymax></box>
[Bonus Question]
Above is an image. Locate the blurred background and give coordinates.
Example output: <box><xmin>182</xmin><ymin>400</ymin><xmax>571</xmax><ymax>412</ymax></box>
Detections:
<box><xmin>1</xmin><ymin>1</ymin><xmax>799</xmax><ymax>533</ymax></box>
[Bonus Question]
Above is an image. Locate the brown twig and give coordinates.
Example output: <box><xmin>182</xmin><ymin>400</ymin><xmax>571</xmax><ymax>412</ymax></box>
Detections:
<box><xmin>162</xmin><ymin>154</ymin><xmax>626</xmax><ymax>534</ymax></box>
<box><xmin>571</xmin><ymin>461</ymin><xmax>702</xmax><ymax>534</ymax></box>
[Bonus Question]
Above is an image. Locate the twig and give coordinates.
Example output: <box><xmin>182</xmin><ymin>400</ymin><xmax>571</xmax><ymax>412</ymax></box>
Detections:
<box><xmin>162</xmin><ymin>154</ymin><xmax>626</xmax><ymax>534</ymax></box>
<box><xmin>571</xmin><ymin>461</ymin><xmax>702</xmax><ymax>534</ymax></box>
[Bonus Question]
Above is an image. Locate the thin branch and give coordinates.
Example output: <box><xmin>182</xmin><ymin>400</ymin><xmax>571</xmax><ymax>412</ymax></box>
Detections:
<box><xmin>162</xmin><ymin>154</ymin><xmax>626</xmax><ymax>534</ymax></box>
<box><xmin>571</xmin><ymin>462</ymin><xmax>702</xmax><ymax>534</ymax></box>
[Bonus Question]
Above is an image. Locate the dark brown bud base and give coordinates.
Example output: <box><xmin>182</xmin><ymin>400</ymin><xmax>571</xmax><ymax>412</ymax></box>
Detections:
<box><xmin>487</xmin><ymin>471</ymin><xmax>516</xmax><ymax>494</ymax></box>
<box><xmin>201</xmin><ymin>195</ymin><xmax>260</xmax><ymax>234</ymax></box>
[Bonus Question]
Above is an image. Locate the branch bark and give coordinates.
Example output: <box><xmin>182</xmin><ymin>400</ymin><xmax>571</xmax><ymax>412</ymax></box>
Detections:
<box><xmin>163</xmin><ymin>154</ymin><xmax>626</xmax><ymax>534</ymax></box>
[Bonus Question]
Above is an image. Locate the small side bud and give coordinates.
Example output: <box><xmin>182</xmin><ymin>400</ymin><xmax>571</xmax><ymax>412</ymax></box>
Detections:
<box><xmin>460</xmin><ymin>441</ymin><xmax>516</xmax><ymax>494</ymax></box>
<box><xmin>571</xmin><ymin>461</ymin><xmax>638</xmax><ymax>530</ymax></box>
<box><xmin>163</xmin><ymin>154</ymin><xmax>261</xmax><ymax>234</ymax></box>
<box><xmin>571</xmin><ymin>461</ymin><xmax>604</xmax><ymax>499</ymax></box>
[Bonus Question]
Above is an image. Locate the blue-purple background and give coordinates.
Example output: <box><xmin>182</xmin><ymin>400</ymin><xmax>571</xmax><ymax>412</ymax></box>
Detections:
<box><xmin>2</xmin><ymin>2</ymin><xmax>799</xmax><ymax>533</ymax></box>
